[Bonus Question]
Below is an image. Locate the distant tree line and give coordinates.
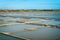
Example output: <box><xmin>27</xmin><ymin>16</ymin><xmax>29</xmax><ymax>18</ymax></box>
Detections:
<box><xmin>0</xmin><ymin>10</ymin><xmax>60</xmax><ymax>12</ymax></box>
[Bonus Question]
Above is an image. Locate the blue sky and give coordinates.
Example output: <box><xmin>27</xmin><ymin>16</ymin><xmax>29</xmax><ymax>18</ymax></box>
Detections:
<box><xmin>0</xmin><ymin>0</ymin><xmax>60</xmax><ymax>10</ymax></box>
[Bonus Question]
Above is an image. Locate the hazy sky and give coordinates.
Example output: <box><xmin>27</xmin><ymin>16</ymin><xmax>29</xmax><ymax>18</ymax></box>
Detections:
<box><xmin>0</xmin><ymin>0</ymin><xmax>60</xmax><ymax>10</ymax></box>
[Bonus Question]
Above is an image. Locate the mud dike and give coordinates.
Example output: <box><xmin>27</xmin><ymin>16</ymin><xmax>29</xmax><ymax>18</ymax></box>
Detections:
<box><xmin>0</xmin><ymin>22</ymin><xmax>60</xmax><ymax>28</ymax></box>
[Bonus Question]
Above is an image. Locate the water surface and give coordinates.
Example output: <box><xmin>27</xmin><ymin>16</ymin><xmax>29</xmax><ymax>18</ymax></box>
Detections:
<box><xmin>0</xmin><ymin>12</ymin><xmax>60</xmax><ymax>40</ymax></box>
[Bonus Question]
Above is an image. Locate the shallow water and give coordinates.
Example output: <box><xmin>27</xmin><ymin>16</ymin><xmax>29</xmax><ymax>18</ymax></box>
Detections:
<box><xmin>0</xmin><ymin>12</ymin><xmax>60</xmax><ymax>40</ymax></box>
